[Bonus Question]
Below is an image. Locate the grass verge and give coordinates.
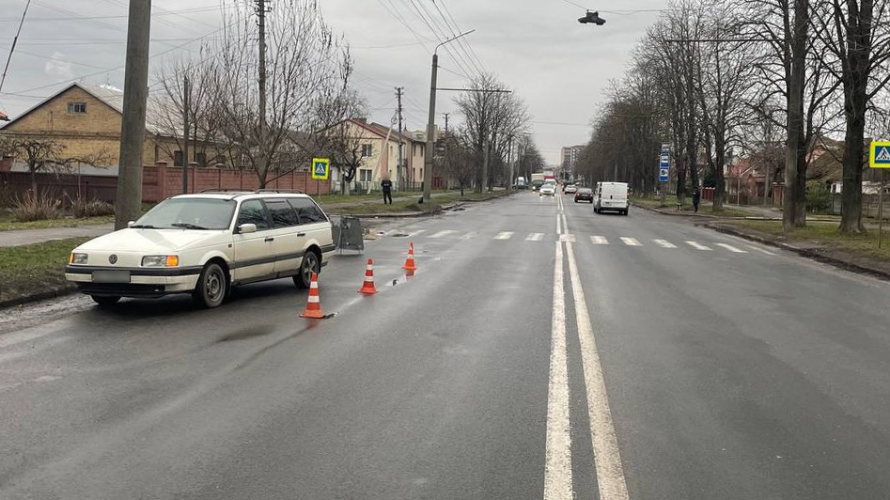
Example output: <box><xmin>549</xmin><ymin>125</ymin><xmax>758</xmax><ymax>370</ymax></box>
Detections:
<box><xmin>630</xmin><ymin>196</ymin><xmax>754</xmax><ymax>217</ymax></box>
<box><xmin>0</xmin><ymin>237</ymin><xmax>90</xmax><ymax>305</ymax></box>
<box><xmin>330</xmin><ymin>190</ymin><xmax>510</xmax><ymax>215</ymax></box>
<box><xmin>724</xmin><ymin>219</ymin><xmax>890</xmax><ymax>260</ymax></box>
<box><xmin>0</xmin><ymin>215</ymin><xmax>115</xmax><ymax>231</ymax></box>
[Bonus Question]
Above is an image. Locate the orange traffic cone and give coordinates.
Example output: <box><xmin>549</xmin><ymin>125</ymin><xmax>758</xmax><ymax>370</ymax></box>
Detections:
<box><xmin>300</xmin><ymin>272</ymin><xmax>325</xmax><ymax>318</ymax></box>
<box><xmin>358</xmin><ymin>258</ymin><xmax>378</xmax><ymax>295</ymax></box>
<box><xmin>402</xmin><ymin>242</ymin><xmax>418</xmax><ymax>271</ymax></box>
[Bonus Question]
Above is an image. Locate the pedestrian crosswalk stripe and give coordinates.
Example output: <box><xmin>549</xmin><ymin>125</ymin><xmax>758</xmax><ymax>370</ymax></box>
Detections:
<box><xmin>716</xmin><ymin>243</ymin><xmax>747</xmax><ymax>253</ymax></box>
<box><xmin>494</xmin><ymin>231</ymin><xmax>514</xmax><ymax>240</ymax></box>
<box><xmin>527</xmin><ymin>233</ymin><xmax>545</xmax><ymax>241</ymax></box>
<box><xmin>405</xmin><ymin>230</ymin><xmax>426</xmax><ymax>238</ymax></box>
<box><xmin>686</xmin><ymin>241</ymin><xmax>712</xmax><ymax>251</ymax></box>
<box><xmin>620</xmin><ymin>237</ymin><xmax>642</xmax><ymax>246</ymax></box>
<box><xmin>590</xmin><ymin>235</ymin><xmax>609</xmax><ymax>245</ymax></box>
<box><xmin>460</xmin><ymin>231</ymin><xmax>478</xmax><ymax>240</ymax></box>
<box><xmin>653</xmin><ymin>239</ymin><xmax>677</xmax><ymax>248</ymax></box>
<box><xmin>429</xmin><ymin>230</ymin><xmax>457</xmax><ymax>238</ymax></box>
<box><xmin>747</xmin><ymin>244</ymin><xmax>777</xmax><ymax>256</ymax></box>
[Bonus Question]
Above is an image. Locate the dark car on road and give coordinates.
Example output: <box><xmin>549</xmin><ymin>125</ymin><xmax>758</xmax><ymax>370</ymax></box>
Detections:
<box><xmin>574</xmin><ymin>187</ymin><xmax>593</xmax><ymax>203</ymax></box>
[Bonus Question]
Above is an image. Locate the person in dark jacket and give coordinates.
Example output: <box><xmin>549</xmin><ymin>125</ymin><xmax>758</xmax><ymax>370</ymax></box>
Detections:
<box><xmin>692</xmin><ymin>187</ymin><xmax>701</xmax><ymax>213</ymax></box>
<box><xmin>381</xmin><ymin>175</ymin><xmax>393</xmax><ymax>205</ymax></box>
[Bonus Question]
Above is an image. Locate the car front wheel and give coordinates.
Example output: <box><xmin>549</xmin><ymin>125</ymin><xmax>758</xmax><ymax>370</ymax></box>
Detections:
<box><xmin>294</xmin><ymin>250</ymin><xmax>320</xmax><ymax>289</ymax></box>
<box><xmin>193</xmin><ymin>262</ymin><xmax>227</xmax><ymax>308</ymax></box>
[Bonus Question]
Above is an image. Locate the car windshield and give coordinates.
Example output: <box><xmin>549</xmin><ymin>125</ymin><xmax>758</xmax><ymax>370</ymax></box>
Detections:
<box><xmin>134</xmin><ymin>198</ymin><xmax>236</xmax><ymax>230</ymax></box>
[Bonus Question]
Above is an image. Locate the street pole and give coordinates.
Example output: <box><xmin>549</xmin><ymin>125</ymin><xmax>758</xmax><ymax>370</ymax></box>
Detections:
<box><xmin>482</xmin><ymin>135</ymin><xmax>489</xmax><ymax>192</ymax></box>
<box><xmin>182</xmin><ymin>75</ymin><xmax>189</xmax><ymax>194</ymax></box>
<box><xmin>395</xmin><ymin>86</ymin><xmax>404</xmax><ymax>190</ymax></box>
<box><xmin>878</xmin><ymin>170</ymin><xmax>886</xmax><ymax>248</ymax></box>
<box><xmin>256</xmin><ymin>0</ymin><xmax>267</xmax><ymax>188</ymax></box>
<box><xmin>423</xmin><ymin>29</ymin><xmax>474</xmax><ymax>205</ymax></box>
<box><xmin>114</xmin><ymin>0</ymin><xmax>151</xmax><ymax>229</ymax></box>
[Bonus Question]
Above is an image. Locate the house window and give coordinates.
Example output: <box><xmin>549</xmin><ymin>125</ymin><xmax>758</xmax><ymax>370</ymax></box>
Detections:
<box><xmin>67</xmin><ymin>102</ymin><xmax>87</xmax><ymax>114</ymax></box>
<box><xmin>361</xmin><ymin>144</ymin><xmax>373</xmax><ymax>157</ymax></box>
<box><xmin>359</xmin><ymin>169</ymin><xmax>372</xmax><ymax>182</ymax></box>
<box><xmin>173</xmin><ymin>150</ymin><xmax>184</xmax><ymax>166</ymax></box>
<box><xmin>195</xmin><ymin>152</ymin><xmax>207</xmax><ymax>166</ymax></box>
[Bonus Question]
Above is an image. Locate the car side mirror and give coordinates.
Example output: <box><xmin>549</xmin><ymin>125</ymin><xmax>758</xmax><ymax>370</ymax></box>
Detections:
<box><xmin>237</xmin><ymin>223</ymin><xmax>257</xmax><ymax>234</ymax></box>
<box><xmin>127</xmin><ymin>221</ymin><xmax>135</xmax><ymax>228</ymax></box>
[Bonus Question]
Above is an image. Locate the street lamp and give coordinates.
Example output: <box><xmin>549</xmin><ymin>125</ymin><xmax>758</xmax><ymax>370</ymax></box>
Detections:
<box><xmin>424</xmin><ymin>29</ymin><xmax>475</xmax><ymax>205</ymax></box>
<box><xmin>578</xmin><ymin>11</ymin><xmax>606</xmax><ymax>25</ymax></box>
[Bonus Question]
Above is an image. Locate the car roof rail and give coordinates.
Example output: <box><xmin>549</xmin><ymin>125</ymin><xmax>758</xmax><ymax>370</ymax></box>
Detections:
<box><xmin>254</xmin><ymin>189</ymin><xmax>305</xmax><ymax>195</ymax></box>
<box><xmin>199</xmin><ymin>189</ymin><xmax>253</xmax><ymax>194</ymax></box>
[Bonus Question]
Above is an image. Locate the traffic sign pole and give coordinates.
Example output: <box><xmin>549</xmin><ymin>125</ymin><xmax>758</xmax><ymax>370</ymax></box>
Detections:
<box><xmin>867</xmin><ymin>141</ymin><xmax>890</xmax><ymax>248</ymax></box>
<box><xmin>659</xmin><ymin>143</ymin><xmax>670</xmax><ymax>206</ymax></box>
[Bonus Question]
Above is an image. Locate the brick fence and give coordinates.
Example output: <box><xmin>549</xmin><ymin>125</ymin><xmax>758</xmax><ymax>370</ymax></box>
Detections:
<box><xmin>0</xmin><ymin>158</ymin><xmax>330</xmax><ymax>205</ymax></box>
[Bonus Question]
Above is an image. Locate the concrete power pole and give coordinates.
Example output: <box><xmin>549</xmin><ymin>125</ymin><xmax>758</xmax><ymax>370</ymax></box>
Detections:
<box><xmin>182</xmin><ymin>75</ymin><xmax>189</xmax><ymax>194</ymax></box>
<box><xmin>395</xmin><ymin>87</ymin><xmax>404</xmax><ymax>189</ymax></box>
<box><xmin>255</xmin><ymin>0</ymin><xmax>267</xmax><ymax>187</ymax></box>
<box><xmin>114</xmin><ymin>0</ymin><xmax>151</xmax><ymax>230</ymax></box>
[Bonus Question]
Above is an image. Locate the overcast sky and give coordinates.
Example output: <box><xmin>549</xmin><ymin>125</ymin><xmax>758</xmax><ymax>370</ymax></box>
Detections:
<box><xmin>1</xmin><ymin>0</ymin><xmax>666</xmax><ymax>165</ymax></box>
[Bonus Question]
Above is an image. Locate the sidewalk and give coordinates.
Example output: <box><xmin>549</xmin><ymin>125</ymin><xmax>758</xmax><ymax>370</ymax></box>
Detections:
<box><xmin>0</xmin><ymin>224</ymin><xmax>114</xmax><ymax>247</ymax></box>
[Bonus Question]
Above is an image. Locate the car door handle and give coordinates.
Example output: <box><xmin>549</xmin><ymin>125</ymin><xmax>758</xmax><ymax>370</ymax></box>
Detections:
<box><xmin>296</xmin><ymin>233</ymin><xmax>306</xmax><ymax>237</ymax></box>
<box><xmin>264</xmin><ymin>237</ymin><xmax>275</xmax><ymax>242</ymax></box>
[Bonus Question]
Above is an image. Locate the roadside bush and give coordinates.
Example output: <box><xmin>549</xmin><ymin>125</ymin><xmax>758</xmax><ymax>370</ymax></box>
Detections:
<box><xmin>0</xmin><ymin>181</ymin><xmax>11</xmax><ymax>208</ymax></box>
<box><xmin>11</xmin><ymin>191</ymin><xmax>62</xmax><ymax>221</ymax></box>
<box><xmin>70</xmin><ymin>197</ymin><xmax>114</xmax><ymax>217</ymax></box>
<box><xmin>806</xmin><ymin>187</ymin><xmax>833</xmax><ymax>213</ymax></box>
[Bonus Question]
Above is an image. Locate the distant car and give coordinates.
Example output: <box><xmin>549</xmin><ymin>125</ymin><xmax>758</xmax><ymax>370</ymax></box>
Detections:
<box><xmin>539</xmin><ymin>183</ymin><xmax>556</xmax><ymax>196</ymax></box>
<box><xmin>564</xmin><ymin>184</ymin><xmax>578</xmax><ymax>194</ymax></box>
<box><xmin>574</xmin><ymin>187</ymin><xmax>593</xmax><ymax>203</ymax></box>
<box><xmin>65</xmin><ymin>191</ymin><xmax>335</xmax><ymax>308</ymax></box>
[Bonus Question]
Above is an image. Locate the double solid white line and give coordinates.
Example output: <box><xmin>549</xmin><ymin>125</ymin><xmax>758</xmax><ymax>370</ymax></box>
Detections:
<box><xmin>546</xmin><ymin>210</ymin><xmax>629</xmax><ymax>500</ymax></box>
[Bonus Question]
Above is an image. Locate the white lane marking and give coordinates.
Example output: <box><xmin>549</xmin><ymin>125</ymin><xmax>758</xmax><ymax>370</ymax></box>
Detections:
<box><xmin>404</xmin><ymin>230</ymin><xmax>426</xmax><ymax>238</ymax></box>
<box><xmin>460</xmin><ymin>231</ymin><xmax>479</xmax><ymax>240</ymax></box>
<box><xmin>561</xmin><ymin>213</ymin><xmax>569</xmax><ymax>233</ymax></box>
<box><xmin>527</xmin><ymin>233</ymin><xmax>545</xmax><ymax>241</ymax></box>
<box><xmin>591</xmin><ymin>235</ymin><xmax>609</xmax><ymax>245</ymax></box>
<box><xmin>686</xmin><ymin>241</ymin><xmax>712</xmax><ymax>251</ymax></box>
<box><xmin>653</xmin><ymin>239</ymin><xmax>677</xmax><ymax>248</ymax></box>
<box><xmin>565</xmin><ymin>242</ymin><xmax>630</xmax><ymax>500</ymax></box>
<box><xmin>716</xmin><ymin>243</ymin><xmax>748</xmax><ymax>253</ymax></box>
<box><xmin>494</xmin><ymin>231</ymin><xmax>514</xmax><ymax>240</ymax></box>
<box><xmin>747</xmin><ymin>244</ymin><xmax>777</xmax><ymax>256</ymax></box>
<box><xmin>560</xmin><ymin>234</ymin><xmax>576</xmax><ymax>243</ymax></box>
<box><xmin>544</xmin><ymin>241</ymin><xmax>573</xmax><ymax>499</ymax></box>
<box><xmin>619</xmin><ymin>237</ymin><xmax>642</xmax><ymax>247</ymax></box>
<box><xmin>428</xmin><ymin>230</ymin><xmax>457</xmax><ymax>239</ymax></box>
<box><xmin>557</xmin><ymin>213</ymin><xmax>563</xmax><ymax>234</ymax></box>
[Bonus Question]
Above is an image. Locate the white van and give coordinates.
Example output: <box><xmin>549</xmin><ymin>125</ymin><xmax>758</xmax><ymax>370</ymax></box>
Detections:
<box><xmin>593</xmin><ymin>182</ymin><xmax>629</xmax><ymax>215</ymax></box>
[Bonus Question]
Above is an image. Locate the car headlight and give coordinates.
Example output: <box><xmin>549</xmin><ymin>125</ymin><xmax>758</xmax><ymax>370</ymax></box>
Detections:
<box><xmin>69</xmin><ymin>252</ymin><xmax>88</xmax><ymax>265</ymax></box>
<box><xmin>141</xmin><ymin>255</ymin><xmax>179</xmax><ymax>267</ymax></box>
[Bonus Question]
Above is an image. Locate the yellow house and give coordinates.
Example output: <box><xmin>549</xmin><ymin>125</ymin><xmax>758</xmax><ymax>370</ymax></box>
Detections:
<box><xmin>0</xmin><ymin>82</ymin><xmax>213</xmax><ymax>171</ymax></box>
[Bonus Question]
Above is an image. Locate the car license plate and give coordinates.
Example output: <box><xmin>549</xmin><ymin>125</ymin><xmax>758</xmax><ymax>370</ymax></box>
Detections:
<box><xmin>92</xmin><ymin>270</ymin><xmax>131</xmax><ymax>283</ymax></box>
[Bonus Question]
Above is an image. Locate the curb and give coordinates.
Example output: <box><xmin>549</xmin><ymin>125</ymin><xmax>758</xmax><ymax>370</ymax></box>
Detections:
<box><xmin>0</xmin><ymin>284</ymin><xmax>78</xmax><ymax>310</ymax></box>
<box><xmin>708</xmin><ymin>224</ymin><xmax>890</xmax><ymax>282</ymax></box>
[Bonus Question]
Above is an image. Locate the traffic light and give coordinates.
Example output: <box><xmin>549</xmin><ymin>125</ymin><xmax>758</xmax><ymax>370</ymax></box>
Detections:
<box><xmin>578</xmin><ymin>11</ymin><xmax>606</xmax><ymax>25</ymax></box>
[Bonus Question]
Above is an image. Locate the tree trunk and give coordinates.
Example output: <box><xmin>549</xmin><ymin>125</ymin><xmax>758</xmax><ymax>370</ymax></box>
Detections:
<box><xmin>30</xmin><ymin>164</ymin><xmax>38</xmax><ymax>197</ymax></box>
<box><xmin>837</xmin><ymin>1</ymin><xmax>871</xmax><ymax>234</ymax></box>
<box><xmin>713</xmin><ymin>139</ymin><xmax>726</xmax><ymax>211</ymax></box>
<box><xmin>783</xmin><ymin>0</ymin><xmax>809</xmax><ymax>231</ymax></box>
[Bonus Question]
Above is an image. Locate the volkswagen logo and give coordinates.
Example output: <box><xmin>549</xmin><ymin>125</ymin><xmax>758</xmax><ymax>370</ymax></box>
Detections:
<box><xmin>109</xmin><ymin>254</ymin><xmax>118</xmax><ymax>264</ymax></box>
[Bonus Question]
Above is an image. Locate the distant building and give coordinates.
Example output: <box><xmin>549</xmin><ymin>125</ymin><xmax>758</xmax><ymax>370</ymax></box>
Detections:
<box><xmin>560</xmin><ymin>145</ymin><xmax>585</xmax><ymax>175</ymax></box>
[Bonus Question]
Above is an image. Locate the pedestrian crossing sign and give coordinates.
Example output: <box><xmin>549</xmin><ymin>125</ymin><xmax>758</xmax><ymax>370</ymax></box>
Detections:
<box><xmin>311</xmin><ymin>157</ymin><xmax>330</xmax><ymax>180</ymax></box>
<box><xmin>869</xmin><ymin>141</ymin><xmax>890</xmax><ymax>168</ymax></box>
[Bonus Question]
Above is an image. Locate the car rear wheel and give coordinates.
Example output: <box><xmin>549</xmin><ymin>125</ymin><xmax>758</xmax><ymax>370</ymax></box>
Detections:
<box><xmin>193</xmin><ymin>262</ymin><xmax>226</xmax><ymax>308</ymax></box>
<box><xmin>91</xmin><ymin>295</ymin><xmax>120</xmax><ymax>307</ymax></box>
<box><xmin>294</xmin><ymin>250</ymin><xmax>320</xmax><ymax>289</ymax></box>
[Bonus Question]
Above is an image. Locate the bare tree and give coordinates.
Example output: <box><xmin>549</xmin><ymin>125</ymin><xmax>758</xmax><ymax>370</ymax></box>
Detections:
<box><xmin>0</xmin><ymin>137</ymin><xmax>66</xmax><ymax>194</ymax></box>
<box><xmin>813</xmin><ymin>0</ymin><xmax>890</xmax><ymax>233</ymax></box>
<box><xmin>441</xmin><ymin>129</ymin><xmax>476</xmax><ymax>196</ymax></box>
<box><xmin>212</xmin><ymin>0</ymin><xmax>352</xmax><ymax>188</ymax></box>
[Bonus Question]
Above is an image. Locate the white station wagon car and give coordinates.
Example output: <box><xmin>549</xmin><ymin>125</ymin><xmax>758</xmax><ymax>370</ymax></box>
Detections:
<box><xmin>65</xmin><ymin>191</ymin><xmax>336</xmax><ymax>308</ymax></box>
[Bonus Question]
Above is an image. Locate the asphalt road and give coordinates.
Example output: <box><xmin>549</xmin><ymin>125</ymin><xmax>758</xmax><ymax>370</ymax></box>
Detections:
<box><xmin>1</xmin><ymin>191</ymin><xmax>889</xmax><ymax>499</ymax></box>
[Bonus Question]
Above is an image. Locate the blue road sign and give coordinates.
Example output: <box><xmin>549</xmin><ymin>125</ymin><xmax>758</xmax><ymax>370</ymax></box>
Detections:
<box><xmin>871</xmin><ymin>142</ymin><xmax>890</xmax><ymax>168</ymax></box>
<box><xmin>659</xmin><ymin>168</ymin><xmax>669</xmax><ymax>182</ymax></box>
<box><xmin>311</xmin><ymin>157</ymin><xmax>330</xmax><ymax>180</ymax></box>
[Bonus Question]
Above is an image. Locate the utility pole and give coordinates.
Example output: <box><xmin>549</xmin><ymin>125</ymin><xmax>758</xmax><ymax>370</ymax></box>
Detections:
<box><xmin>443</xmin><ymin>112</ymin><xmax>449</xmax><ymax>133</ymax></box>
<box><xmin>114</xmin><ymin>0</ymin><xmax>151</xmax><ymax>230</ymax></box>
<box><xmin>255</xmin><ymin>0</ymin><xmax>267</xmax><ymax>188</ymax></box>
<box><xmin>395</xmin><ymin>86</ymin><xmax>404</xmax><ymax>189</ymax></box>
<box><xmin>182</xmin><ymin>75</ymin><xmax>189</xmax><ymax>194</ymax></box>
<box><xmin>424</xmin><ymin>30</ymin><xmax>474</xmax><ymax>204</ymax></box>
<box><xmin>482</xmin><ymin>135</ymin><xmax>490</xmax><ymax>192</ymax></box>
